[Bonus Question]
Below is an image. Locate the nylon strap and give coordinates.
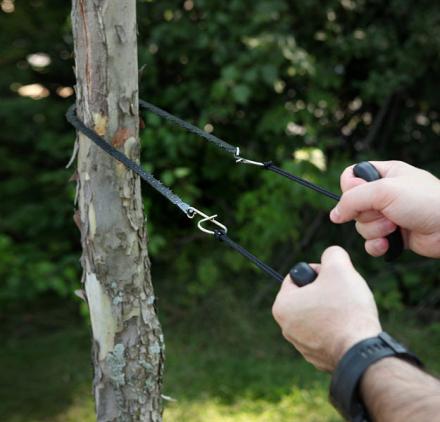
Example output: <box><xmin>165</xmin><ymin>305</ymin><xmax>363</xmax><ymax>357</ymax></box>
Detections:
<box><xmin>66</xmin><ymin>100</ymin><xmax>342</xmax><ymax>284</ymax></box>
<box><xmin>138</xmin><ymin>101</ymin><xmax>339</xmax><ymax>201</ymax></box>
<box><xmin>264</xmin><ymin>162</ymin><xmax>340</xmax><ymax>201</ymax></box>
<box><xmin>139</xmin><ymin>100</ymin><xmax>237</xmax><ymax>155</ymax></box>
<box><xmin>66</xmin><ymin>103</ymin><xmax>284</xmax><ymax>284</ymax></box>
<box><xmin>214</xmin><ymin>230</ymin><xmax>284</xmax><ymax>283</ymax></box>
<box><xmin>66</xmin><ymin>105</ymin><xmax>193</xmax><ymax>215</ymax></box>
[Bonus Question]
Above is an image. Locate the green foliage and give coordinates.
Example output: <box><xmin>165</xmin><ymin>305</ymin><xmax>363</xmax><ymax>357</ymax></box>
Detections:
<box><xmin>1</xmin><ymin>0</ymin><xmax>439</xmax><ymax>312</ymax></box>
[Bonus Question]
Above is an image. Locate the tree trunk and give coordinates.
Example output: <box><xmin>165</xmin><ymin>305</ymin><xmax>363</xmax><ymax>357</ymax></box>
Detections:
<box><xmin>71</xmin><ymin>1</ymin><xmax>164</xmax><ymax>420</ymax></box>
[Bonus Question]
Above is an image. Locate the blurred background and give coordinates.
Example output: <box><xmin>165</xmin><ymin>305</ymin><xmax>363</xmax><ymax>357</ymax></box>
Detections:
<box><xmin>1</xmin><ymin>0</ymin><xmax>440</xmax><ymax>421</ymax></box>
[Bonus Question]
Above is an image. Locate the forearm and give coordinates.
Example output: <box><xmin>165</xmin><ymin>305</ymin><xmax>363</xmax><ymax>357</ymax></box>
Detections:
<box><xmin>360</xmin><ymin>357</ymin><xmax>440</xmax><ymax>421</ymax></box>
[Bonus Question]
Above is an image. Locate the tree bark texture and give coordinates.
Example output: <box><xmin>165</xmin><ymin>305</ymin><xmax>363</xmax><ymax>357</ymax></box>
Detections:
<box><xmin>71</xmin><ymin>1</ymin><xmax>164</xmax><ymax>420</ymax></box>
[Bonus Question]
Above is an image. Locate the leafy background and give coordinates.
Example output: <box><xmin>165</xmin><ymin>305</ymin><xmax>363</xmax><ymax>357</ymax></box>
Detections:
<box><xmin>1</xmin><ymin>0</ymin><xmax>440</xmax><ymax>421</ymax></box>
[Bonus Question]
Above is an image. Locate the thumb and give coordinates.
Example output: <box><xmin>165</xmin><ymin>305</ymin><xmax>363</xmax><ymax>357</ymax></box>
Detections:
<box><xmin>319</xmin><ymin>246</ymin><xmax>355</xmax><ymax>277</ymax></box>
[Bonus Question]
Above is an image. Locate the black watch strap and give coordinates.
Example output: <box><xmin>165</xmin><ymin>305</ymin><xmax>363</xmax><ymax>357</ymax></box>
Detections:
<box><xmin>329</xmin><ymin>332</ymin><xmax>423</xmax><ymax>422</ymax></box>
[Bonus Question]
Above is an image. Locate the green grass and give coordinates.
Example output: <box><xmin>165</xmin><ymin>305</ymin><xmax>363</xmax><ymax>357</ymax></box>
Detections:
<box><xmin>161</xmin><ymin>311</ymin><xmax>340</xmax><ymax>422</ymax></box>
<box><xmin>1</xmin><ymin>300</ymin><xmax>439</xmax><ymax>422</ymax></box>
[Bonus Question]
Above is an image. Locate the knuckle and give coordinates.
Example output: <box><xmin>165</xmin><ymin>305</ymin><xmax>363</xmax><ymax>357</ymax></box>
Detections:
<box><xmin>281</xmin><ymin>328</ymin><xmax>297</xmax><ymax>345</ymax></box>
<box><xmin>272</xmin><ymin>301</ymin><xmax>283</xmax><ymax>323</ymax></box>
<box><xmin>356</xmin><ymin>220</ymin><xmax>387</xmax><ymax>240</ymax></box>
<box><xmin>385</xmin><ymin>160</ymin><xmax>407</xmax><ymax>175</ymax></box>
<box><xmin>392</xmin><ymin>160</ymin><xmax>408</xmax><ymax>171</ymax></box>
<box><xmin>355</xmin><ymin>220</ymin><xmax>364</xmax><ymax>232</ymax></box>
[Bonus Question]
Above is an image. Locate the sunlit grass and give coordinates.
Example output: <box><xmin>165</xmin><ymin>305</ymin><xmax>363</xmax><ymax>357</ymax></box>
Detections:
<box><xmin>164</xmin><ymin>389</ymin><xmax>339</xmax><ymax>422</ymax></box>
<box><xmin>51</xmin><ymin>392</ymin><xmax>95</xmax><ymax>422</ymax></box>
<box><xmin>1</xmin><ymin>301</ymin><xmax>439</xmax><ymax>422</ymax></box>
<box><xmin>44</xmin><ymin>388</ymin><xmax>340</xmax><ymax>422</ymax></box>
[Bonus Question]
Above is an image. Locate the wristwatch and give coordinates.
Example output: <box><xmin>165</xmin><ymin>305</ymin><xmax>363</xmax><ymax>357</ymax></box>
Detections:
<box><xmin>329</xmin><ymin>332</ymin><xmax>423</xmax><ymax>422</ymax></box>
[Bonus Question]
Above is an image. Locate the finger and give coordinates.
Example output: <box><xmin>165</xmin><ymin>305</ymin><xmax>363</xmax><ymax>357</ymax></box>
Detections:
<box><xmin>331</xmin><ymin>209</ymin><xmax>385</xmax><ymax>224</ymax></box>
<box><xmin>365</xmin><ymin>238</ymin><xmax>389</xmax><ymax>257</ymax></box>
<box><xmin>356</xmin><ymin>210</ymin><xmax>385</xmax><ymax>224</ymax></box>
<box><xmin>273</xmin><ymin>276</ymin><xmax>300</xmax><ymax>324</ymax></box>
<box><xmin>340</xmin><ymin>164</ymin><xmax>367</xmax><ymax>193</ymax></box>
<box><xmin>330</xmin><ymin>181</ymin><xmax>390</xmax><ymax>224</ymax></box>
<box><xmin>355</xmin><ymin>218</ymin><xmax>397</xmax><ymax>240</ymax></box>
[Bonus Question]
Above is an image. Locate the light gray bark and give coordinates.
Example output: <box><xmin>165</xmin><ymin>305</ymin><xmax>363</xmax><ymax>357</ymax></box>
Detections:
<box><xmin>71</xmin><ymin>1</ymin><xmax>164</xmax><ymax>420</ymax></box>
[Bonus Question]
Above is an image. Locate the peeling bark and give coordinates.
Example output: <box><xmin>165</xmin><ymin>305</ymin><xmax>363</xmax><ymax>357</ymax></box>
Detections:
<box><xmin>71</xmin><ymin>1</ymin><xmax>164</xmax><ymax>420</ymax></box>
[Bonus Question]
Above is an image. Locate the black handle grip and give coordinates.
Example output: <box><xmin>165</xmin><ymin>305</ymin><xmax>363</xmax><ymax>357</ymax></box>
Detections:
<box><xmin>289</xmin><ymin>262</ymin><xmax>318</xmax><ymax>287</ymax></box>
<box><xmin>353</xmin><ymin>161</ymin><xmax>404</xmax><ymax>261</ymax></box>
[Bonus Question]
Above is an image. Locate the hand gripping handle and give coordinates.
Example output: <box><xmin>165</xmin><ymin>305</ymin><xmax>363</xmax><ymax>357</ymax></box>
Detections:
<box><xmin>353</xmin><ymin>162</ymin><xmax>404</xmax><ymax>261</ymax></box>
<box><xmin>289</xmin><ymin>162</ymin><xmax>404</xmax><ymax>287</ymax></box>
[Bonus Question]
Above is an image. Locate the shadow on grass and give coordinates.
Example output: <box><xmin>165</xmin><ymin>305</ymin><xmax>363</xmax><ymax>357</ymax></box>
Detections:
<box><xmin>162</xmin><ymin>310</ymin><xmax>330</xmax><ymax>404</ymax></box>
<box><xmin>0</xmin><ymin>301</ymin><xmax>92</xmax><ymax>422</ymax></box>
<box><xmin>1</xmin><ymin>292</ymin><xmax>440</xmax><ymax>422</ymax></box>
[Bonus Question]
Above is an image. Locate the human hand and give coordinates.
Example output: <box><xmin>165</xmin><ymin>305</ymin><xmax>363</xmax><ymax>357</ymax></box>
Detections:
<box><xmin>272</xmin><ymin>246</ymin><xmax>381</xmax><ymax>372</ymax></box>
<box><xmin>330</xmin><ymin>161</ymin><xmax>440</xmax><ymax>258</ymax></box>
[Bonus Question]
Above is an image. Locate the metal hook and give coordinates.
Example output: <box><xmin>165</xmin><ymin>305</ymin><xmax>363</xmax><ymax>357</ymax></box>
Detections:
<box><xmin>234</xmin><ymin>146</ymin><xmax>265</xmax><ymax>167</ymax></box>
<box><xmin>187</xmin><ymin>207</ymin><xmax>228</xmax><ymax>235</ymax></box>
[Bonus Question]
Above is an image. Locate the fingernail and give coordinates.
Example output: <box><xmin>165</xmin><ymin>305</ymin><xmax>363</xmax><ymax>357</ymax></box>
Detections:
<box><xmin>330</xmin><ymin>207</ymin><xmax>341</xmax><ymax>223</ymax></box>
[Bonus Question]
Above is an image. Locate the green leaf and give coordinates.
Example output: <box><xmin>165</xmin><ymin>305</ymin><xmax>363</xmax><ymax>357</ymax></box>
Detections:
<box><xmin>232</xmin><ymin>84</ymin><xmax>251</xmax><ymax>104</ymax></box>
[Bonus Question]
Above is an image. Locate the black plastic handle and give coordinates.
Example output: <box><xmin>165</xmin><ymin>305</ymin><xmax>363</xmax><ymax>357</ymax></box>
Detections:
<box><xmin>353</xmin><ymin>162</ymin><xmax>404</xmax><ymax>261</ymax></box>
<box><xmin>289</xmin><ymin>262</ymin><xmax>318</xmax><ymax>287</ymax></box>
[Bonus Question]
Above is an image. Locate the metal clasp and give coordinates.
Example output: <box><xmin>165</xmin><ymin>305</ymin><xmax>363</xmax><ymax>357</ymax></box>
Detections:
<box><xmin>187</xmin><ymin>207</ymin><xmax>228</xmax><ymax>235</ymax></box>
<box><xmin>234</xmin><ymin>147</ymin><xmax>265</xmax><ymax>167</ymax></box>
